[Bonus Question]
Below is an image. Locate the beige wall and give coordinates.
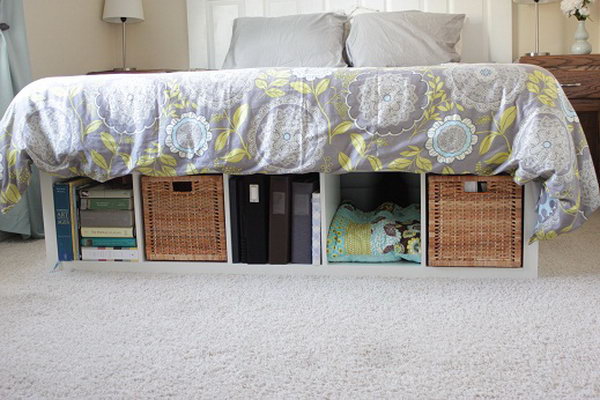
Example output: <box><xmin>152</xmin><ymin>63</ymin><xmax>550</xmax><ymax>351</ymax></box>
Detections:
<box><xmin>23</xmin><ymin>0</ymin><xmax>119</xmax><ymax>79</ymax></box>
<box><xmin>22</xmin><ymin>0</ymin><xmax>188</xmax><ymax>78</ymax></box>
<box><xmin>20</xmin><ymin>1</ymin><xmax>600</xmax><ymax>79</ymax></box>
<box><xmin>125</xmin><ymin>0</ymin><xmax>189</xmax><ymax>70</ymax></box>
<box><xmin>515</xmin><ymin>1</ymin><xmax>599</xmax><ymax>59</ymax></box>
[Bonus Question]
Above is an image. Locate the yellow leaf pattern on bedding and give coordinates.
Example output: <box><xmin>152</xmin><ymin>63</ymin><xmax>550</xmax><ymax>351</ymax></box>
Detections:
<box><xmin>221</xmin><ymin>148</ymin><xmax>247</xmax><ymax>163</ymax></box>
<box><xmin>350</xmin><ymin>133</ymin><xmax>366</xmax><ymax>157</ymax></box>
<box><xmin>0</xmin><ymin>184</ymin><xmax>21</xmax><ymax>205</ymax></box>
<box><xmin>90</xmin><ymin>150</ymin><xmax>109</xmax><ymax>171</ymax></box>
<box><xmin>367</xmin><ymin>155</ymin><xmax>383</xmax><ymax>171</ymax></box>
<box><xmin>0</xmin><ymin>65</ymin><xmax>597</xmax><ymax>241</ymax></box>
<box><xmin>527</xmin><ymin>70</ymin><xmax>558</xmax><ymax>107</ymax></box>
<box><xmin>100</xmin><ymin>132</ymin><xmax>118</xmax><ymax>154</ymax></box>
<box><xmin>338</xmin><ymin>152</ymin><xmax>353</xmax><ymax>172</ymax></box>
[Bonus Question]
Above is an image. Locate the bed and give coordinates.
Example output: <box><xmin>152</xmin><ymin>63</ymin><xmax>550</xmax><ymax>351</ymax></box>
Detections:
<box><xmin>0</xmin><ymin>1</ymin><xmax>599</xmax><ymax>280</ymax></box>
<box><xmin>0</xmin><ymin>63</ymin><xmax>598</xmax><ymax>241</ymax></box>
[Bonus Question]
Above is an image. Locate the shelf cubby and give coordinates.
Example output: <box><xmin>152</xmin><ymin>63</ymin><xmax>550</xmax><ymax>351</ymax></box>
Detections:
<box><xmin>321</xmin><ymin>172</ymin><xmax>422</xmax><ymax>268</ymax></box>
<box><xmin>40</xmin><ymin>171</ymin><xmax>540</xmax><ymax>279</ymax></box>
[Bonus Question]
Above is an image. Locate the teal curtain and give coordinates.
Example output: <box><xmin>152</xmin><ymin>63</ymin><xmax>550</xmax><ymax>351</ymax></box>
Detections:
<box><xmin>0</xmin><ymin>0</ymin><xmax>43</xmax><ymax>239</ymax></box>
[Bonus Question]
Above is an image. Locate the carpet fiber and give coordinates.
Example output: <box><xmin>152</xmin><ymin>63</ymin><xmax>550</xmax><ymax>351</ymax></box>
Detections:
<box><xmin>1</xmin><ymin>213</ymin><xmax>599</xmax><ymax>399</ymax></box>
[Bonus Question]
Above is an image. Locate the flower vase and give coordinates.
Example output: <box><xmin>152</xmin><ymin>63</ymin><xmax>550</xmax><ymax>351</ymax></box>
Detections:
<box><xmin>571</xmin><ymin>20</ymin><xmax>592</xmax><ymax>55</ymax></box>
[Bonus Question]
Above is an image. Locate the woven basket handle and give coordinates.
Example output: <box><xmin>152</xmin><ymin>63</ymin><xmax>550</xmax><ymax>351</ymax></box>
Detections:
<box><xmin>464</xmin><ymin>181</ymin><xmax>488</xmax><ymax>193</ymax></box>
<box><xmin>172</xmin><ymin>181</ymin><xmax>193</xmax><ymax>193</ymax></box>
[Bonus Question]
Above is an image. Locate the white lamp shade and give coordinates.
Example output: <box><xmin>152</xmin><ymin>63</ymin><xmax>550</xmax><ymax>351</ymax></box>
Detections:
<box><xmin>103</xmin><ymin>0</ymin><xmax>144</xmax><ymax>24</ymax></box>
<box><xmin>512</xmin><ymin>0</ymin><xmax>559</xmax><ymax>4</ymax></box>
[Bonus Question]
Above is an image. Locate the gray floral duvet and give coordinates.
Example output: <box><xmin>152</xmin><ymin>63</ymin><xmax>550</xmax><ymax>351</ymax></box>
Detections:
<box><xmin>0</xmin><ymin>64</ymin><xmax>598</xmax><ymax>240</ymax></box>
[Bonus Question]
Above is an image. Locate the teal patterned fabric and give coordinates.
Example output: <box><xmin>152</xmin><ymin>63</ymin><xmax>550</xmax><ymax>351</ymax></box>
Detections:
<box><xmin>0</xmin><ymin>65</ymin><xmax>599</xmax><ymax>241</ymax></box>
<box><xmin>327</xmin><ymin>202</ymin><xmax>421</xmax><ymax>263</ymax></box>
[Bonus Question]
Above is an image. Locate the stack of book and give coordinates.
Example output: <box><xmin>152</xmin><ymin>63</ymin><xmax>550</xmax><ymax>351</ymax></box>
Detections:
<box><xmin>53</xmin><ymin>177</ymin><xmax>93</xmax><ymax>262</ymax></box>
<box><xmin>229</xmin><ymin>174</ymin><xmax>321</xmax><ymax>265</ymax></box>
<box><xmin>79</xmin><ymin>182</ymin><xmax>138</xmax><ymax>262</ymax></box>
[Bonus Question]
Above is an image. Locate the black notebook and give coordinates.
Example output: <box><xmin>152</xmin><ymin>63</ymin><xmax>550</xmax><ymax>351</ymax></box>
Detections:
<box><xmin>268</xmin><ymin>176</ymin><xmax>292</xmax><ymax>264</ymax></box>
<box><xmin>229</xmin><ymin>177</ymin><xmax>241</xmax><ymax>263</ymax></box>
<box><xmin>239</xmin><ymin>175</ymin><xmax>270</xmax><ymax>264</ymax></box>
<box><xmin>291</xmin><ymin>179</ymin><xmax>318</xmax><ymax>264</ymax></box>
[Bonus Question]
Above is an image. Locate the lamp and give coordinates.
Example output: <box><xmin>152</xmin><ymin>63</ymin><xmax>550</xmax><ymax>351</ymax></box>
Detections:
<box><xmin>513</xmin><ymin>0</ymin><xmax>560</xmax><ymax>56</ymax></box>
<box><xmin>103</xmin><ymin>0</ymin><xmax>144</xmax><ymax>71</ymax></box>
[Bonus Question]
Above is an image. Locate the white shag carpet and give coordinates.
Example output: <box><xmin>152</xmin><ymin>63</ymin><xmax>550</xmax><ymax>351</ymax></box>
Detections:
<box><xmin>1</xmin><ymin>214</ymin><xmax>599</xmax><ymax>400</ymax></box>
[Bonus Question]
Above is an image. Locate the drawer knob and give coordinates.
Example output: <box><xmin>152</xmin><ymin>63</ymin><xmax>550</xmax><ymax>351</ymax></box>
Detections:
<box><xmin>561</xmin><ymin>83</ymin><xmax>582</xmax><ymax>87</ymax></box>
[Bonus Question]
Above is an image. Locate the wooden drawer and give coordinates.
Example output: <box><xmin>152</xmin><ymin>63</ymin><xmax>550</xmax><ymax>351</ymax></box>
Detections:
<box><xmin>520</xmin><ymin>54</ymin><xmax>600</xmax><ymax>70</ymax></box>
<box><xmin>551</xmin><ymin>70</ymin><xmax>600</xmax><ymax>99</ymax></box>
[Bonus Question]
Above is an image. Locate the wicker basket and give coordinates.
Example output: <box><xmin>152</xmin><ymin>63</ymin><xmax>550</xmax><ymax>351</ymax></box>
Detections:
<box><xmin>141</xmin><ymin>175</ymin><xmax>227</xmax><ymax>261</ymax></box>
<box><xmin>427</xmin><ymin>175</ymin><xmax>523</xmax><ymax>268</ymax></box>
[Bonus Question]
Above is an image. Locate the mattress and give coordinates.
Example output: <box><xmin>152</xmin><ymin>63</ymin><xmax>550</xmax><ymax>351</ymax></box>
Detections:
<box><xmin>0</xmin><ymin>64</ymin><xmax>598</xmax><ymax>240</ymax></box>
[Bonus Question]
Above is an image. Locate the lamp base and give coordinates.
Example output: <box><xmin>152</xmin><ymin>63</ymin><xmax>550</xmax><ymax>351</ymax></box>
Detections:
<box><xmin>524</xmin><ymin>52</ymin><xmax>550</xmax><ymax>57</ymax></box>
<box><xmin>111</xmin><ymin>67</ymin><xmax>137</xmax><ymax>72</ymax></box>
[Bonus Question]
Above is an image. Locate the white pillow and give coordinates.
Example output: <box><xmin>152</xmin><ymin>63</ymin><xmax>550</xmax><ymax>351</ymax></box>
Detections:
<box><xmin>346</xmin><ymin>11</ymin><xmax>466</xmax><ymax>67</ymax></box>
<box><xmin>222</xmin><ymin>13</ymin><xmax>348</xmax><ymax>69</ymax></box>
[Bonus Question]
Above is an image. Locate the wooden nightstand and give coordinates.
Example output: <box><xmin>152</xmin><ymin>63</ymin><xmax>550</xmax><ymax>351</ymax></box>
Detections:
<box><xmin>86</xmin><ymin>69</ymin><xmax>211</xmax><ymax>75</ymax></box>
<box><xmin>520</xmin><ymin>55</ymin><xmax>600</xmax><ymax>184</ymax></box>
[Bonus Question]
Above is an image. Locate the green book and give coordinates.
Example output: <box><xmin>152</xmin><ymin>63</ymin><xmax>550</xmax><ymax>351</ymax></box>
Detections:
<box><xmin>80</xmin><ymin>183</ymin><xmax>133</xmax><ymax>199</ymax></box>
<box><xmin>80</xmin><ymin>237</ymin><xmax>137</xmax><ymax>247</ymax></box>
<box><xmin>81</xmin><ymin>198</ymin><xmax>133</xmax><ymax>210</ymax></box>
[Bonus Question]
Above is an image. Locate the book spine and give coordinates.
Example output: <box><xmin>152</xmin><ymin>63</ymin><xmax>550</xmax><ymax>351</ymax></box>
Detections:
<box><xmin>87</xmin><ymin>198</ymin><xmax>133</xmax><ymax>210</ymax></box>
<box><xmin>80</xmin><ymin>227</ymin><xmax>134</xmax><ymax>238</ymax></box>
<box><xmin>80</xmin><ymin>237</ymin><xmax>137</xmax><ymax>247</ymax></box>
<box><xmin>53</xmin><ymin>183</ymin><xmax>73</xmax><ymax>261</ymax></box>
<box><xmin>81</xmin><ymin>247</ymin><xmax>139</xmax><ymax>261</ymax></box>
<box><xmin>70</xmin><ymin>182</ymin><xmax>84</xmax><ymax>260</ymax></box>
<box><xmin>291</xmin><ymin>182</ymin><xmax>315</xmax><ymax>264</ymax></box>
<box><xmin>240</xmin><ymin>175</ymin><xmax>269</xmax><ymax>264</ymax></box>
<box><xmin>268</xmin><ymin>176</ymin><xmax>291</xmax><ymax>264</ymax></box>
<box><xmin>312</xmin><ymin>193</ymin><xmax>321</xmax><ymax>266</ymax></box>
<box><xmin>229</xmin><ymin>177</ymin><xmax>241</xmax><ymax>263</ymax></box>
<box><xmin>81</xmin><ymin>189</ymin><xmax>133</xmax><ymax>198</ymax></box>
<box><xmin>80</xmin><ymin>210</ymin><xmax>135</xmax><ymax>227</ymax></box>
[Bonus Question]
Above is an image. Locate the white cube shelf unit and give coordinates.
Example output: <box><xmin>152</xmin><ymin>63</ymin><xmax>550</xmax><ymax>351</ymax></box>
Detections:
<box><xmin>40</xmin><ymin>172</ymin><xmax>540</xmax><ymax>279</ymax></box>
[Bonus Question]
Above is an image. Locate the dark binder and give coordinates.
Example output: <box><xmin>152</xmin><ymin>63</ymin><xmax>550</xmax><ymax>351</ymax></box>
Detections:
<box><xmin>229</xmin><ymin>177</ymin><xmax>241</xmax><ymax>263</ymax></box>
<box><xmin>268</xmin><ymin>176</ymin><xmax>292</xmax><ymax>264</ymax></box>
<box><xmin>291</xmin><ymin>179</ymin><xmax>318</xmax><ymax>264</ymax></box>
<box><xmin>239</xmin><ymin>175</ymin><xmax>270</xmax><ymax>264</ymax></box>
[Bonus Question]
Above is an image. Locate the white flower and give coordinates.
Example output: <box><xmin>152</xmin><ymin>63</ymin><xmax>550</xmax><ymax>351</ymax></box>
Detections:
<box><xmin>425</xmin><ymin>115</ymin><xmax>477</xmax><ymax>164</ymax></box>
<box><xmin>0</xmin><ymin>153</ymin><xmax>4</xmax><ymax>176</ymax></box>
<box><xmin>165</xmin><ymin>112</ymin><xmax>212</xmax><ymax>160</ymax></box>
<box><xmin>561</xmin><ymin>0</ymin><xmax>584</xmax><ymax>15</ymax></box>
<box><xmin>561</xmin><ymin>0</ymin><xmax>592</xmax><ymax>18</ymax></box>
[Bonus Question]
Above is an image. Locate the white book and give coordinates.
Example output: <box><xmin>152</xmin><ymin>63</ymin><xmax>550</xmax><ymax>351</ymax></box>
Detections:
<box><xmin>311</xmin><ymin>192</ymin><xmax>321</xmax><ymax>266</ymax></box>
<box><xmin>81</xmin><ymin>247</ymin><xmax>139</xmax><ymax>261</ymax></box>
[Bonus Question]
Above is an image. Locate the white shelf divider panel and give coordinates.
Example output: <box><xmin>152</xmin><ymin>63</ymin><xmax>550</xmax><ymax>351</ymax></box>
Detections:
<box><xmin>131</xmin><ymin>172</ymin><xmax>146</xmax><ymax>263</ymax></box>
<box><xmin>222</xmin><ymin>174</ymin><xmax>234</xmax><ymax>264</ymax></box>
<box><xmin>320</xmin><ymin>173</ymin><xmax>340</xmax><ymax>267</ymax></box>
<box><xmin>420</xmin><ymin>173</ymin><xmax>428</xmax><ymax>268</ymax></box>
<box><xmin>40</xmin><ymin>172</ymin><xmax>60</xmax><ymax>270</ymax></box>
<box><xmin>522</xmin><ymin>181</ymin><xmax>540</xmax><ymax>277</ymax></box>
<box><xmin>40</xmin><ymin>171</ymin><xmax>539</xmax><ymax>279</ymax></box>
